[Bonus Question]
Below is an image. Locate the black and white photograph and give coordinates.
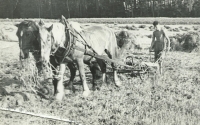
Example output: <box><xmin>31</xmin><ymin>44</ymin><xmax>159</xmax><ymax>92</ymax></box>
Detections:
<box><xmin>0</xmin><ymin>0</ymin><xmax>200</xmax><ymax>125</ymax></box>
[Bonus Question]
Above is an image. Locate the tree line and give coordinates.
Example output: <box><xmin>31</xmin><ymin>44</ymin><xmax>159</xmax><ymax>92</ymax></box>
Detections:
<box><xmin>0</xmin><ymin>0</ymin><xmax>200</xmax><ymax>19</ymax></box>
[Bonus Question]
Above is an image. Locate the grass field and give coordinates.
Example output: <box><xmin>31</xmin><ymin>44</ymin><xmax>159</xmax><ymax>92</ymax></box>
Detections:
<box><xmin>1</xmin><ymin>41</ymin><xmax>200</xmax><ymax>125</ymax></box>
<box><xmin>0</xmin><ymin>19</ymin><xmax>200</xmax><ymax>125</ymax></box>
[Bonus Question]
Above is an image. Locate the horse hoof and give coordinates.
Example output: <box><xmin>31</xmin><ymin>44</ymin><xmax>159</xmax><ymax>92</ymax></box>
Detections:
<box><xmin>55</xmin><ymin>93</ymin><xmax>64</xmax><ymax>101</ymax></box>
<box><xmin>65</xmin><ymin>90</ymin><xmax>71</xmax><ymax>94</ymax></box>
<box><xmin>92</xmin><ymin>86</ymin><xmax>100</xmax><ymax>91</ymax></box>
<box><xmin>71</xmin><ymin>86</ymin><xmax>76</xmax><ymax>93</ymax></box>
<box><xmin>82</xmin><ymin>90</ymin><xmax>91</xmax><ymax>97</ymax></box>
<box><xmin>115</xmin><ymin>80</ymin><xmax>122</xmax><ymax>87</ymax></box>
<box><xmin>67</xmin><ymin>85</ymin><xmax>76</xmax><ymax>93</ymax></box>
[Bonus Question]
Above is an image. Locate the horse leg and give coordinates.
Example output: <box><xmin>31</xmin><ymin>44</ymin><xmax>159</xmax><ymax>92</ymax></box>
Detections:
<box><xmin>50</xmin><ymin>56</ymin><xmax>59</xmax><ymax>95</ymax></box>
<box><xmin>105</xmin><ymin>49</ymin><xmax>122</xmax><ymax>86</ymax></box>
<box><xmin>159</xmin><ymin>61</ymin><xmax>162</xmax><ymax>75</ymax></box>
<box><xmin>55</xmin><ymin>63</ymin><xmax>66</xmax><ymax>101</ymax></box>
<box><xmin>89</xmin><ymin>63</ymin><xmax>97</xmax><ymax>91</ymax></box>
<box><xmin>52</xmin><ymin>77</ymin><xmax>58</xmax><ymax>96</ymax></box>
<box><xmin>66</xmin><ymin>62</ymin><xmax>76</xmax><ymax>93</ymax></box>
<box><xmin>89</xmin><ymin>62</ymin><xmax>101</xmax><ymax>91</ymax></box>
<box><xmin>76</xmin><ymin>58</ymin><xmax>90</xmax><ymax>97</ymax></box>
<box><xmin>112</xmin><ymin>63</ymin><xmax>122</xmax><ymax>87</ymax></box>
<box><xmin>96</xmin><ymin>59</ymin><xmax>106</xmax><ymax>83</ymax></box>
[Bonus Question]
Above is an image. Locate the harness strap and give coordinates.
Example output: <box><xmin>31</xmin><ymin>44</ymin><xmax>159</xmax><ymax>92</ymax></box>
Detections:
<box><xmin>74</xmin><ymin>46</ymin><xmax>134</xmax><ymax>69</ymax></box>
<box><xmin>67</xmin><ymin>28</ymin><xmax>97</xmax><ymax>55</ymax></box>
<box><xmin>62</xmin><ymin>29</ymin><xmax>72</xmax><ymax>60</ymax></box>
<box><xmin>52</xmin><ymin>28</ymin><xmax>74</xmax><ymax>63</ymax></box>
<box><xmin>76</xmin><ymin>31</ymin><xmax>97</xmax><ymax>54</ymax></box>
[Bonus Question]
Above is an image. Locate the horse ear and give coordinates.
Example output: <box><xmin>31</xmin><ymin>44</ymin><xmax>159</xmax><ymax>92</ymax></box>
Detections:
<box><xmin>47</xmin><ymin>24</ymin><xmax>53</xmax><ymax>32</ymax></box>
<box><xmin>39</xmin><ymin>19</ymin><xmax>45</xmax><ymax>26</ymax></box>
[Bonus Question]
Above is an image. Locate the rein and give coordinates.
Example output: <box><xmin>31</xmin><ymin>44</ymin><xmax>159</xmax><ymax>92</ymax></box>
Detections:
<box><xmin>60</xmin><ymin>28</ymin><xmax>73</xmax><ymax>62</ymax></box>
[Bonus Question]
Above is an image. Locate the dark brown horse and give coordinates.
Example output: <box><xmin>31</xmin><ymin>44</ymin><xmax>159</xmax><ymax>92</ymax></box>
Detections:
<box><xmin>38</xmin><ymin>16</ymin><xmax>132</xmax><ymax>101</ymax></box>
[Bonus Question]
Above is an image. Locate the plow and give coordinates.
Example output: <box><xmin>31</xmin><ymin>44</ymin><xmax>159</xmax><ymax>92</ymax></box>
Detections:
<box><xmin>65</xmin><ymin>31</ymin><xmax>160</xmax><ymax>81</ymax></box>
<box><xmin>82</xmin><ymin>50</ymin><xmax>160</xmax><ymax>81</ymax></box>
<box><xmin>116</xmin><ymin>50</ymin><xmax>165</xmax><ymax>81</ymax></box>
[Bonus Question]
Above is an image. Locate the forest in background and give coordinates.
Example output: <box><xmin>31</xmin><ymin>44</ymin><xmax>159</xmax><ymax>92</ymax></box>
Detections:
<box><xmin>0</xmin><ymin>0</ymin><xmax>200</xmax><ymax>19</ymax></box>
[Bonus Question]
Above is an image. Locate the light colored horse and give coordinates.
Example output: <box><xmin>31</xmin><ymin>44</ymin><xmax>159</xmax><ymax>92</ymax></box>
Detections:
<box><xmin>38</xmin><ymin>16</ymin><xmax>131</xmax><ymax>101</ymax></box>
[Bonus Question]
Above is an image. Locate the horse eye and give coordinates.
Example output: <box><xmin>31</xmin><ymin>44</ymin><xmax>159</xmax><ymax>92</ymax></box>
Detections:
<box><xmin>47</xmin><ymin>36</ymin><xmax>51</xmax><ymax>41</ymax></box>
<box><xmin>26</xmin><ymin>33</ymin><xmax>30</xmax><ymax>36</ymax></box>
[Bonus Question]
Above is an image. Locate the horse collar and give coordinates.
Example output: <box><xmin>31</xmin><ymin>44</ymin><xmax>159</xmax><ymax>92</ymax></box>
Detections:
<box><xmin>51</xmin><ymin>28</ymin><xmax>76</xmax><ymax>63</ymax></box>
<box><xmin>60</xmin><ymin>28</ymin><xmax>76</xmax><ymax>62</ymax></box>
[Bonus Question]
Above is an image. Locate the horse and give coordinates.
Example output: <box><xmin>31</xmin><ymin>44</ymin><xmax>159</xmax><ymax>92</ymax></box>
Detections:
<box><xmin>15</xmin><ymin>20</ymin><xmax>77</xmax><ymax>93</ymax></box>
<box><xmin>38</xmin><ymin>15</ymin><xmax>132</xmax><ymax>101</ymax></box>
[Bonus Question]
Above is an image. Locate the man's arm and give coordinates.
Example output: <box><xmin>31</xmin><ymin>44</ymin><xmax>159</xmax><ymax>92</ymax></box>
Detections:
<box><xmin>149</xmin><ymin>32</ymin><xmax>155</xmax><ymax>51</ymax></box>
<box><xmin>162</xmin><ymin>29</ymin><xmax>170</xmax><ymax>51</ymax></box>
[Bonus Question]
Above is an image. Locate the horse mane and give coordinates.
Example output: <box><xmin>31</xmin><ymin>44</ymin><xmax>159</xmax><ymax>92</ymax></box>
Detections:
<box><xmin>69</xmin><ymin>22</ymin><xmax>83</xmax><ymax>33</ymax></box>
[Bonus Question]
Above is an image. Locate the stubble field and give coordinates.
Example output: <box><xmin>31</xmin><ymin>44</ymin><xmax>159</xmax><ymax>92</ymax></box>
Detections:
<box><xmin>0</xmin><ymin>18</ymin><xmax>200</xmax><ymax>125</ymax></box>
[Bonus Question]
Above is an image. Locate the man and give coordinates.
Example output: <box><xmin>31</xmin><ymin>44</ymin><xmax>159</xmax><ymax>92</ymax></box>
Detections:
<box><xmin>149</xmin><ymin>21</ymin><xmax>170</xmax><ymax>74</ymax></box>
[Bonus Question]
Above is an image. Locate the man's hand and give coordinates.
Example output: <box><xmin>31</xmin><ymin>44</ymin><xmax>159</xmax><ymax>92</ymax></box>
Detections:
<box><xmin>149</xmin><ymin>47</ymin><xmax>154</xmax><ymax>52</ymax></box>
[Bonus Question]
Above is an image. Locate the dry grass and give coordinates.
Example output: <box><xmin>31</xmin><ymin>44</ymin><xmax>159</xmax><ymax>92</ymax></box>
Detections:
<box><xmin>0</xmin><ymin>19</ymin><xmax>200</xmax><ymax>124</ymax></box>
<box><xmin>20</xmin><ymin>56</ymin><xmax>40</xmax><ymax>85</ymax></box>
<box><xmin>0</xmin><ymin>40</ymin><xmax>200</xmax><ymax>125</ymax></box>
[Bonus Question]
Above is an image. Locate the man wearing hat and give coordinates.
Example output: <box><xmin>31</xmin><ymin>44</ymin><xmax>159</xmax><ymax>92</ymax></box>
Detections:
<box><xmin>149</xmin><ymin>21</ymin><xmax>171</xmax><ymax>74</ymax></box>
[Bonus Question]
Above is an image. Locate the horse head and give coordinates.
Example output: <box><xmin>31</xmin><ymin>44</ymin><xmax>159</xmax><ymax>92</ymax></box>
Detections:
<box><xmin>15</xmin><ymin>20</ymin><xmax>47</xmax><ymax>72</ymax></box>
<box><xmin>116</xmin><ymin>31</ymin><xmax>134</xmax><ymax>49</ymax></box>
<box><xmin>37</xmin><ymin>23</ymin><xmax>54</xmax><ymax>65</ymax></box>
<box><xmin>15</xmin><ymin>20</ymin><xmax>40</xmax><ymax>59</ymax></box>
